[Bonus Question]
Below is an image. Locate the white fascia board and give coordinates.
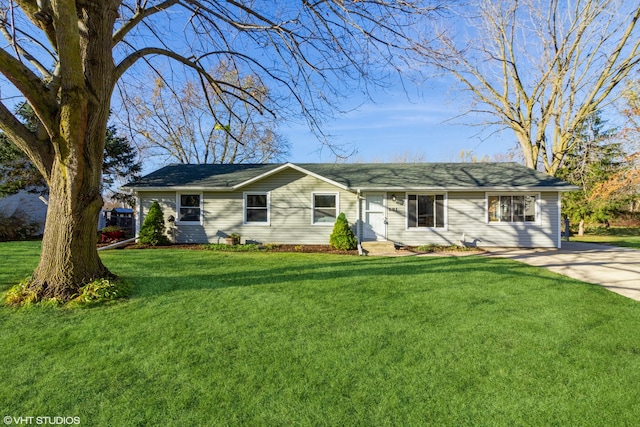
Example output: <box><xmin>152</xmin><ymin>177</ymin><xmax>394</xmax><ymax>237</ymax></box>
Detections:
<box><xmin>232</xmin><ymin>162</ymin><xmax>351</xmax><ymax>191</ymax></box>
<box><xmin>288</xmin><ymin>163</ymin><xmax>351</xmax><ymax>191</ymax></box>
<box><xmin>230</xmin><ymin>163</ymin><xmax>293</xmax><ymax>190</ymax></box>
<box><xmin>126</xmin><ymin>186</ymin><xmax>234</xmax><ymax>192</ymax></box>
<box><xmin>357</xmin><ymin>186</ymin><xmax>580</xmax><ymax>192</ymax></box>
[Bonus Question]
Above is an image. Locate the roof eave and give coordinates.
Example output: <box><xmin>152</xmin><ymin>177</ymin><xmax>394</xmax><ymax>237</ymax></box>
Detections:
<box><xmin>122</xmin><ymin>186</ymin><xmax>234</xmax><ymax>192</ymax></box>
<box><xmin>125</xmin><ymin>185</ymin><xmax>580</xmax><ymax>193</ymax></box>
<box><xmin>355</xmin><ymin>185</ymin><xmax>581</xmax><ymax>192</ymax></box>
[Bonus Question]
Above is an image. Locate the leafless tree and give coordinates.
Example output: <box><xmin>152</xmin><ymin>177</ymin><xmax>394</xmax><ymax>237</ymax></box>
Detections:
<box><xmin>0</xmin><ymin>0</ymin><xmax>442</xmax><ymax>302</ymax></box>
<box><xmin>125</xmin><ymin>63</ymin><xmax>290</xmax><ymax>164</ymax></box>
<box><xmin>427</xmin><ymin>0</ymin><xmax>640</xmax><ymax>175</ymax></box>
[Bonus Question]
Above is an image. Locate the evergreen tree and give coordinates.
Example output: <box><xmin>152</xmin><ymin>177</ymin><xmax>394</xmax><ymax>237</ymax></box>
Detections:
<box><xmin>102</xmin><ymin>124</ymin><xmax>142</xmax><ymax>205</ymax></box>
<box><xmin>557</xmin><ymin>111</ymin><xmax>628</xmax><ymax>233</ymax></box>
<box><xmin>329</xmin><ymin>213</ymin><xmax>357</xmax><ymax>250</ymax></box>
<box><xmin>0</xmin><ymin>104</ymin><xmax>46</xmax><ymax>196</ymax></box>
<box><xmin>138</xmin><ymin>201</ymin><xmax>170</xmax><ymax>246</ymax></box>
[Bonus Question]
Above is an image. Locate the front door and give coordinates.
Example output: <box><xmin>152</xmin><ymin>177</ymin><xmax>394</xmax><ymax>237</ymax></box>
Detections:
<box><xmin>363</xmin><ymin>193</ymin><xmax>386</xmax><ymax>241</ymax></box>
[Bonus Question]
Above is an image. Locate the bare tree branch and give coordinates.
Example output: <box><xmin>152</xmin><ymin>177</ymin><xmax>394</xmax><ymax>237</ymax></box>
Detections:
<box><xmin>0</xmin><ymin>47</ymin><xmax>55</xmax><ymax>132</ymax></box>
<box><xmin>0</xmin><ymin>99</ymin><xmax>52</xmax><ymax>177</ymax></box>
<box><xmin>113</xmin><ymin>0</ymin><xmax>179</xmax><ymax>44</ymax></box>
<box><xmin>428</xmin><ymin>0</ymin><xmax>640</xmax><ymax>175</ymax></box>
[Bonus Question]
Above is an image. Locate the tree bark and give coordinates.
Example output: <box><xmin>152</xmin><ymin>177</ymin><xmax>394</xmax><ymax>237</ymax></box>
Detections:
<box><xmin>20</xmin><ymin>1</ymin><xmax>118</xmax><ymax>302</ymax></box>
<box><xmin>28</xmin><ymin>93</ymin><xmax>113</xmax><ymax>300</ymax></box>
<box><xmin>31</xmin><ymin>161</ymin><xmax>110</xmax><ymax>299</ymax></box>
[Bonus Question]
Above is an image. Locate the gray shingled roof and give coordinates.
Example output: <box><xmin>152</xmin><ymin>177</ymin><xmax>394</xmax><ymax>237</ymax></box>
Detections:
<box><xmin>124</xmin><ymin>164</ymin><xmax>281</xmax><ymax>189</ymax></box>
<box><xmin>124</xmin><ymin>162</ymin><xmax>578</xmax><ymax>191</ymax></box>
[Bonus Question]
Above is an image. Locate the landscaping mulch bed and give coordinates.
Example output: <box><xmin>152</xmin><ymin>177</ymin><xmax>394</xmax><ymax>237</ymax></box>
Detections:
<box><xmin>104</xmin><ymin>241</ymin><xmax>483</xmax><ymax>256</ymax></box>
<box><xmin>116</xmin><ymin>242</ymin><xmax>358</xmax><ymax>255</ymax></box>
<box><xmin>397</xmin><ymin>245</ymin><xmax>485</xmax><ymax>255</ymax></box>
<box><xmin>262</xmin><ymin>244</ymin><xmax>358</xmax><ymax>255</ymax></box>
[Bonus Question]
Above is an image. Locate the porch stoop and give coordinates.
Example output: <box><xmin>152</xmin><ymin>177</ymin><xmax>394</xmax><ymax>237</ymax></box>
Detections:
<box><xmin>360</xmin><ymin>241</ymin><xmax>397</xmax><ymax>256</ymax></box>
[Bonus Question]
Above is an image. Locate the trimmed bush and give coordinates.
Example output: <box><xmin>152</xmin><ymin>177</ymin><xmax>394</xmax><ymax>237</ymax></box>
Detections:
<box><xmin>138</xmin><ymin>201</ymin><xmax>170</xmax><ymax>246</ymax></box>
<box><xmin>329</xmin><ymin>212</ymin><xmax>357</xmax><ymax>250</ymax></box>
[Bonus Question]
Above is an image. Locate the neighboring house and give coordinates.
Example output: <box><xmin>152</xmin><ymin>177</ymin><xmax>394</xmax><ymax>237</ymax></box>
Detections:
<box><xmin>0</xmin><ymin>190</ymin><xmax>48</xmax><ymax>236</ymax></box>
<box><xmin>122</xmin><ymin>162</ymin><xmax>578</xmax><ymax>248</ymax></box>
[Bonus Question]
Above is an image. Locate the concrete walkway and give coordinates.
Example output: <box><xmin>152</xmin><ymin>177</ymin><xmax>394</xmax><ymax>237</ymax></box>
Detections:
<box><xmin>485</xmin><ymin>242</ymin><xmax>640</xmax><ymax>302</ymax></box>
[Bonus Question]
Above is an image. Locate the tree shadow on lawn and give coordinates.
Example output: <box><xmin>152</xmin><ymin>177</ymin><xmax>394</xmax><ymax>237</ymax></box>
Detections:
<box><xmin>105</xmin><ymin>252</ymin><xmax>597</xmax><ymax>300</ymax></box>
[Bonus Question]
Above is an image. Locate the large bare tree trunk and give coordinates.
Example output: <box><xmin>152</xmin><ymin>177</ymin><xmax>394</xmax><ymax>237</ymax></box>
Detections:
<box><xmin>29</xmin><ymin>95</ymin><xmax>113</xmax><ymax>300</ymax></box>
<box><xmin>16</xmin><ymin>1</ymin><xmax>118</xmax><ymax>302</ymax></box>
<box><xmin>32</xmin><ymin>164</ymin><xmax>110</xmax><ymax>299</ymax></box>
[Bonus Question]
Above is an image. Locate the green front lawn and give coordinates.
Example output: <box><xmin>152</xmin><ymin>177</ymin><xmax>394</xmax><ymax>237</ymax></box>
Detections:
<box><xmin>1</xmin><ymin>241</ymin><xmax>640</xmax><ymax>425</ymax></box>
<box><xmin>571</xmin><ymin>226</ymin><xmax>640</xmax><ymax>249</ymax></box>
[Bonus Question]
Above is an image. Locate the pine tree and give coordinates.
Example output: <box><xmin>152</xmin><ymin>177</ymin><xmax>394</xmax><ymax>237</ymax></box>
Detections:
<box><xmin>138</xmin><ymin>201</ymin><xmax>170</xmax><ymax>246</ymax></box>
<box><xmin>557</xmin><ymin>111</ymin><xmax>627</xmax><ymax>233</ymax></box>
<box><xmin>329</xmin><ymin>213</ymin><xmax>357</xmax><ymax>250</ymax></box>
<box><xmin>0</xmin><ymin>104</ymin><xmax>46</xmax><ymax>196</ymax></box>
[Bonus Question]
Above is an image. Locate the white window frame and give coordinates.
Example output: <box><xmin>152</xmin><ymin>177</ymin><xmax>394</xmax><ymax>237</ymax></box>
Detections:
<box><xmin>405</xmin><ymin>192</ymin><xmax>448</xmax><ymax>231</ymax></box>
<box><xmin>176</xmin><ymin>193</ymin><xmax>203</xmax><ymax>225</ymax></box>
<box><xmin>311</xmin><ymin>192</ymin><xmax>339</xmax><ymax>225</ymax></box>
<box><xmin>243</xmin><ymin>192</ymin><xmax>270</xmax><ymax>226</ymax></box>
<box><xmin>486</xmin><ymin>192</ymin><xmax>540</xmax><ymax>225</ymax></box>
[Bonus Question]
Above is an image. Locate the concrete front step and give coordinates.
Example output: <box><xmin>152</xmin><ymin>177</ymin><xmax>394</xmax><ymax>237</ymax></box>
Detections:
<box><xmin>360</xmin><ymin>241</ymin><xmax>397</xmax><ymax>256</ymax></box>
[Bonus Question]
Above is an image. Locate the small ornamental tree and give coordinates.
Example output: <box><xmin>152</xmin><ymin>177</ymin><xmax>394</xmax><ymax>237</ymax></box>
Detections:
<box><xmin>138</xmin><ymin>201</ymin><xmax>170</xmax><ymax>246</ymax></box>
<box><xmin>330</xmin><ymin>213</ymin><xmax>357</xmax><ymax>250</ymax></box>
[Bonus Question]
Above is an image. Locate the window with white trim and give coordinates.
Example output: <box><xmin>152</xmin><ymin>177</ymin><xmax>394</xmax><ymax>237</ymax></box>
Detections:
<box><xmin>313</xmin><ymin>193</ymin><xmax>338</xmax><ymax>224</ymax></box>
<box><xmin>407</xmin><ymin>194</ymin><xmax>446</xmax><ymax>228</ymax></box>
<box><xmin>488</xmin><ymin>194</ymin><xmax>537</xmax><ymax>223</ymax></box>
<box><xmin>178</xmin><ymin>194</ymin><xmax>201</xmax><ymax>223</ymax></box>
<box><xmin>244</xmin><ymin>192</ymin><xmax>269</xmax><ymax>224</ymax></box>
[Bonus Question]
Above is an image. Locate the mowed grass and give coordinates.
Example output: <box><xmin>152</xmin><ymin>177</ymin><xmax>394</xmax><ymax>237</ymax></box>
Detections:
<box><xmin>1</xmin><ymin>241</ymin><xmax>640</xmax><ymax>426</ymax></box>
<box><xmin>571</xmin><ymin>227</ymin><xmax>640</xmax><ymax>249</ymax></box>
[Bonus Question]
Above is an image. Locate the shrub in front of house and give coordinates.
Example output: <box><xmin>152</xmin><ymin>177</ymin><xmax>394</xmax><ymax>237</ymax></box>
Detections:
<box><xmin>0</xmin><ymin>212</ymin><xmax>39</xmax><ymax>241</ymax></box>
<box><xmin>99</xmin><ymin>225</ymin><xmax>126</xmax><ymax>243</ymax></box>
<box><xmin>206</xmin><ymin>243</ymin><xmax>260</xmax><ymax>252</ymax></box>
<box><xmin>138</xmin><ymin>201</ymin><xmax>170</xmax><ymax>246</ymax></box>
<box><xmin>329</xmin><ymin>212</ymin><xmax>357</xmax><ymax>250</ymax></box>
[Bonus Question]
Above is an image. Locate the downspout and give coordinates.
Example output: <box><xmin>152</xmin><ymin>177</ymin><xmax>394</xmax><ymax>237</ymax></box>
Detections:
<box><xmin>356</xmin><ymin>189</ymin><xmax>363</xmax><ymax>256</ymax></box>
<box><xmin>558</xmin><ymin>192</ymin><xmax>563</xmax><ymax>248</ymax></box>
<box><xmin>135</xmin><ymin>193</ymin><xmax>142</xmax><ymax>243</ymax></box>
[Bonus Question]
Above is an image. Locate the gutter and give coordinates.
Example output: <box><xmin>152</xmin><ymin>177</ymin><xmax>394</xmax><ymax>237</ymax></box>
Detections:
<box><xmin>356</xmin><ymin>189</ymin><xmax>363</xmax><ymax>256</ymax></box>
<box><xmin>124</xmin><ymin>185</ymin><xmax>580</xmax><ymax>193</ymax></box>
<box><xmin>353</xmin><ymin>186</ymin><xmax>581</xmax><ymax>192</ymax></box>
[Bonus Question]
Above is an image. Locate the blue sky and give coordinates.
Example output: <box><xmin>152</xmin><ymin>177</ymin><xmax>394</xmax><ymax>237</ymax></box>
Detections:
<box><xmin>281</xmin><ymin>80</ymin><xmax>516</xmax><ymax>164</ymax></box>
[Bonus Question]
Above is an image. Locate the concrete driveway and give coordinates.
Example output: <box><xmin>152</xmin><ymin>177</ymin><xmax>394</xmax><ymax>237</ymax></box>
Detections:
<box><xmin>486</xmin><ymin>242</ymin><xmax>640</xmax><ymax>302</ymax></box>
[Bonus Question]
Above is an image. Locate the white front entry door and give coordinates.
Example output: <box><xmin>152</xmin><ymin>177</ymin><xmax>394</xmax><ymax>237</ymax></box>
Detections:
<box><xmin>363</xmin><ymin>193</ymin><xmax>386</xmax><ymax>241</ymax></box>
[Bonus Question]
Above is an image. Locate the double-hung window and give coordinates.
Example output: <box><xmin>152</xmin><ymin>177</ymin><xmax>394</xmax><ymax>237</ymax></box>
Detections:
<box><xmin>244</xmin><ymin>192</ymin><xmax>269</xmax><ymax>224</ymax></box>
<box><xmin>312</xmin><ymin>193</ymin><xmax>338</xmax><ymax>224</ymax></box>
<box><xmin>488</xmin><ymin>194</ymin><xmax>537</xmax><ymax>223</ymax></box>
<box><xmin>407</xmin><ymin>194</ymin><xmax>446</xmax><ymax>228</ymax></box>
<box><xmin>178</xmin><ymin>194</ymin><xmax>201</xmax><ymax>223</ymax></box>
